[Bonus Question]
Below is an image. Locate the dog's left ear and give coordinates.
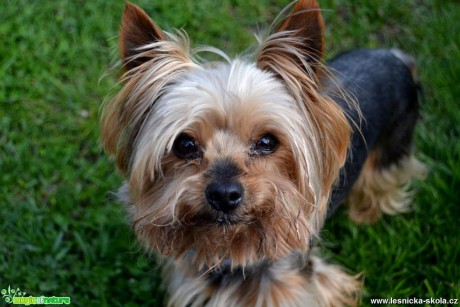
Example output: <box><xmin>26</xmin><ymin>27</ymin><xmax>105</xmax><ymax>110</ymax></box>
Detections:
<box><xmin>120</xmin><ymin>3</ymin><xmax>167</xmax><ymax>70</ymax></box>
<box><xmin>257</xmin><ymin>0</ymin><xmax>324</xmax><ymax>75</ymax></box>
<box><xmin>258</xmin><ymin>0</ymin><xmax>351</xmax><ymax>206</ymax></box>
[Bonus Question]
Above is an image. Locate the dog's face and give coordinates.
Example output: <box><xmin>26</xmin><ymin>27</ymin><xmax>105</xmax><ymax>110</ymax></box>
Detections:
<box><xmin>122</xmin><ymin>61</ymin><xmax>319</xmax><ymax>267</ymax></box>
<box><xmin>102</xmin><ymin>0</ymin><xmax>350</xmax><ymax>268</ymax></box>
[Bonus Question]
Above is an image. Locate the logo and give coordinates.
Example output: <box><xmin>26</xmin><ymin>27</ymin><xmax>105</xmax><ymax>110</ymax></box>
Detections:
<box><xmin>1</xmin><ymin>286</ymin><xmax>26</xmax><ymax>304</ymax></box>
<box><xmin>1</xmin><ymin>286</ymin><xmax>71</xmax><ymax>305</ymax></box>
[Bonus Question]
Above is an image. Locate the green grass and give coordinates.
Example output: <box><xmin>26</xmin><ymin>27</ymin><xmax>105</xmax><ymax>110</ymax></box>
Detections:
<box><xmin>1</xmin><ymin>0</ymin><xmax>458</xmax><ymax>305</ymax></box>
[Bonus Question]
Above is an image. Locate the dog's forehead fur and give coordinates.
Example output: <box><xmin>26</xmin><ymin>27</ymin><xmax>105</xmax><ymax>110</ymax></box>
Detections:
<box><xmin>134</xmin><ymin>59</ymin><xmax>312</xmax><ymax>174</ymax></box>
<box><xmin>154</xmin><ymin>59</ymin><xmax>302</xmax><ymax>143</ymax></box>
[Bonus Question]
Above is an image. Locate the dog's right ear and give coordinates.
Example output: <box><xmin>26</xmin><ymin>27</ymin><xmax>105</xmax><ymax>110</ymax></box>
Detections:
<box><xmin>120</xmin><ymin>3</ymin><xmax>166</xmax><ymax>70</ymax></box>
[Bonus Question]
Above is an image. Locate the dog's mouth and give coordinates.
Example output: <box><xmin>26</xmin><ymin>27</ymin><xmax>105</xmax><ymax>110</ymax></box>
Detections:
<box><xmin>215</xmin><ymin>213</ymin><xmax>242</xmax><ymax>226</ymax></box>
<box><xmin>189</xmin><ymin>209</ymin><xmax>245</xmax><ymax>227</ymax></box>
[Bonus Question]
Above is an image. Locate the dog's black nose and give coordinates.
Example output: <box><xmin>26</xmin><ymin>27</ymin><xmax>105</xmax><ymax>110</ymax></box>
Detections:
<box><xmin>205</xmin><ymin>181</ymin><xmax>244</xmax><ymax>212</ymax></box>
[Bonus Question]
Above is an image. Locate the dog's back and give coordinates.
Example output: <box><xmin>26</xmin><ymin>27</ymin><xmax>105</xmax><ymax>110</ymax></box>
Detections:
<box><xmin>326</xmin><ymin>49</ymin><xmax>425</xmax><ymax>221</ymax></box>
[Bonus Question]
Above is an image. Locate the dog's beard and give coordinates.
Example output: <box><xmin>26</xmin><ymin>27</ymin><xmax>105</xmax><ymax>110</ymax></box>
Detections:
<box><xmin>126</xmin><ymin>165</ymin><xmax>316</xmax><ymax>269</ymax></box>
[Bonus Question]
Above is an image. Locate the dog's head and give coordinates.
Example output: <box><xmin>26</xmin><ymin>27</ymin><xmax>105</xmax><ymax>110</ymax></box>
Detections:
<box><xmin>101</xmin><ymin>0</ymin><xmax>350</xmax><ymax>268</ymax></box>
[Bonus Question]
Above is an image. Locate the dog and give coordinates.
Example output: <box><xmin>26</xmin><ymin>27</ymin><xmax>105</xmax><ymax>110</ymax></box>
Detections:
<box><xmin>101</xmin><ymin>0</ymin><xmax>426</xmax><ymax>305</ymax></box>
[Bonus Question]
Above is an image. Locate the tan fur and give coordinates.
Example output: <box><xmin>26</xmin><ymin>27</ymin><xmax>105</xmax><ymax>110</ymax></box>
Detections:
<box><xmin>101</xmin><ymin>30</ymin><xmax>197</xmax><ymax>176</ymax></box>
<box><xmin>307</xmin><ymin>252</ymin><xmax>362</xmax><ymax>307</ymax></box>
<box><xmin>163</xmin><ymin>250</ymin><xmax>360</xmax><ymax>307</ymax></box>
<box><xmin>256</xmin><ymin>16</ymin><xmax>351</xmax><ymax>231</ymax></box>
<box><xmin>348</xmin><ymin>151</ymin><xmax>427</xmax><ymax>224</ymax></box>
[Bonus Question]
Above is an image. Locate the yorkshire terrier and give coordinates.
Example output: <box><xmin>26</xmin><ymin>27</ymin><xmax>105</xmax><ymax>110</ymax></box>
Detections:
<box><xmin>101</xmin><ymin>0</ymin><xmax>426</xmax><ymax>306</ymax></box>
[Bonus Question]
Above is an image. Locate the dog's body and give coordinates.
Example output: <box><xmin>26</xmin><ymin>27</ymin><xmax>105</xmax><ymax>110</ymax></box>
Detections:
<box><xmin>101</xmin><ymin>1</ymin><xmax>425</xmax><ymax>306</ymax></box>
<box><xmin>327</xmin><ymin>48</ymin><xmax>424</xmax><ymax>221</ymax></box>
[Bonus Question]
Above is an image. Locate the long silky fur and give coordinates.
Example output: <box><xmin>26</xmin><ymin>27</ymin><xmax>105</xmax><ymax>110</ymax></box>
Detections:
<box><xmin>256</xmin><ymin>30</ymin><xmax>351</xmax><ymax>229</ymax></box>
<box><xmin>101</xmin><ymin>2</ymin><xmax>360</xmax><ymax>306</ymax></box>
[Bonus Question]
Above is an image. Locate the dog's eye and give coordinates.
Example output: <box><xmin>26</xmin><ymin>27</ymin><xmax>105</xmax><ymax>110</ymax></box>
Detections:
<box><xmin>253</xmin><ymin>134</ymin><xmax>279</xmax><ymax>154</ymax></box>
<box><xmin>173</xmin><ymin>134</ymin><xmax>201</xmax><ymax>159</ymax></box>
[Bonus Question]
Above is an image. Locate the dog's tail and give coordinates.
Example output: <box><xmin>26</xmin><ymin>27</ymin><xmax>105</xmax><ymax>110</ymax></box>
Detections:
<box><xmin>390</xmin><ymin>48</ymin><xmax>424</xmax><ymax>103</ymax></box>
<box><xmin>390</xmin><ymin>48</ymin><xmax>418</xmax><ymax>80</ymax></box>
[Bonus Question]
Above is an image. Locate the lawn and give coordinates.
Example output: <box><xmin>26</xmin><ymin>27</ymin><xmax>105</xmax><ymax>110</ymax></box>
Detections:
<box><xmin>1</xmin><ymin>0</ymin><xmax>459</xmax><ymax>306</ymax></box>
